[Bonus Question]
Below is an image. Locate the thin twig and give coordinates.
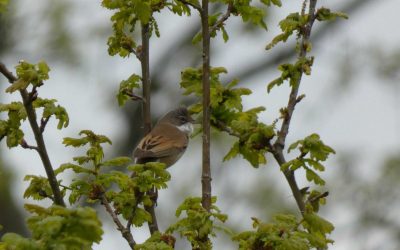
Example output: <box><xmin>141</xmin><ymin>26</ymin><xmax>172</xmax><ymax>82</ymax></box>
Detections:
<box><xmin>101</xmin><ymin>195</ymin><xmax>136</xmax><ymax>249</ymax></box>
<box><xmin>201</xmin><ymin>0</ymin><xmax>212</xmax><ymax>212</ymax></box>
<box><xmin>177</xmin><ymin>0</ymin><xmax>202</xmax><ymax>12</ymax></box>
<box><xmin>270</xmin><ymin>0</ymin><xmax>319</xmax><ymax>215</ymax></box>
<box><xmin>20</xmin><ymin>139</ymin><xmax>39</xmax><ymax>151</ymax></box>
<box><xmin>211</xmin><ymin>120</ymin><xmax>241</xmax><ymax>138</ymax></box>
<box><xmin>40</xmin><ymin>117</ymin><xmax>51</xmax><ymax>133</ymax></box>
<box><xmin>0</xmin><ymin>62</ymin><xmax>66</xmax><ymax>207</ymax></box>
<box><xmin>210</xmin><ymin>2</ymin><xmax>233</xmax><ymax>33</ymax></box>
<box><xmin>307</xmin><ymin>191</ymin><xmax>329</xmax><ymax>204</ymax></box>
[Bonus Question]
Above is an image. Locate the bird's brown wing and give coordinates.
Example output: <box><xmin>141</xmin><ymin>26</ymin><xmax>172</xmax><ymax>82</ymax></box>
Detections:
<box><xmin>133</xmin><ymin>125</ymin><xmax>188</xmax><ymax>159</ymax></box>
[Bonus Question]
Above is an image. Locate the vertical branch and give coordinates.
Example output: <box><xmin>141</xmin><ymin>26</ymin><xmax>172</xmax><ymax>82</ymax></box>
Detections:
<box><xmin>200</xmin><ymin>0</ymin><xmax>212</xmax><ymax>211</ymax></box>
<box><xmin>141</xmin><ymin>23</ymin><xmax>152</xmax><ymax>135</ymax></box>
<box><xmin>0</xmin><ymin>63</ymin><xmax>65</xmax><ymax>207</ymax></box>
<box><xmin>271</xmin><ymin>0</ymin><xmax>318</xmax><ymax>215</ymax></box>
<box><xmin>140</xmin><ymin>22</ymin><xmax>159</xmax><ymax>234</ymax></box>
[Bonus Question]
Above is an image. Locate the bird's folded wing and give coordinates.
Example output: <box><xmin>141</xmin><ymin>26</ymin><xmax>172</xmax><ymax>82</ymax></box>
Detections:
<box><xmin>133</xmin><ymin>134</ymin><xmax>187</xmax><ymax>159</ymax></box>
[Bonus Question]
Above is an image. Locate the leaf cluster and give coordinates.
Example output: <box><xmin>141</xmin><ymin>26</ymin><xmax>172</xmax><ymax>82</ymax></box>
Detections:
<box><xmin>5</xmin><ymin>60</ymin><xmax>50</xmax><ymax>93</ymax></box>
<box><xmin>233</xmin><ymin>213</ymin><xmax>334</xmax><ymax>250</ymax></box>
<box><xmin>102</xmin><ymin>0</ymin><xmax>163</xmax><ymax>57</ymax></box>
<box><xmin>282</xmin><ymin>134</ymin><xmax>335</xmax><ymax>186</ymax></box>
<box><xmin>266</xmin><ymin>7</ymin><xmax>347</xmax><ymax>51</ymax></box>
<box><xmin>0</xmin><ymin>102</ymin><xmax>26</xmax><ymax>147</ymax></box>
<box><xmin>57</xmin><ymin>130</ymin><xmax>170</xmax><ymax>226</ymax></box>
<box><xmin>0</xmin><ymin>205</ymin><xmax>103</xmax><ymax>250</ymax></box>
<box><xmin>181</xmin><ymin>67</ymin><xmax>275</xmax><ymax>167</ymax></box>
<box><xmin>117</xmin><ymin>74</ymin><xmax>141</xmax><ymax>106</ymax></box>
<box><xmin>0</xmin><ymin>61</ymin><xmax>69</xmax><ymax>148</ymax></box>
<box><xmin>267</xmin><ymin>57</ymin><xmax>314</xmax><ymax>93</ymax></box>
<box><xmin>167</xmin><ymin>197</ymin><xmax>228</xmax><ymax>249</ymax></box>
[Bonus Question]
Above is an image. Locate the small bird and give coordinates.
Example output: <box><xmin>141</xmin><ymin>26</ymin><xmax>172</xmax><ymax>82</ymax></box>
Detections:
<box><xmin>133</xmin><ymin>107</ymin><xmax>194</xmax><ymax>168</ymax></box>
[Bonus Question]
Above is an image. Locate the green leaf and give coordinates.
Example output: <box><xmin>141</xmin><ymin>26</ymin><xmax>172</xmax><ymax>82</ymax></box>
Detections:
<box><xmin>55</xmin><ymin>163</ymin><xmax>94</xmax><ymax>175</ymax></box>
<box><xmin>223</xmin><ymin>141</ymin><xmax>240</xmax><ymax>161</ymax></box>
<box><xmin>116</xmin><ymin>74</ymin><xmax>141</xmax><ymax>106</ymax></box>
<box><xmin>102</xmin><ymin>156</ymin><xmax>132</xmax><ymax>167</ymax></box>
<box><xmin>303</xmin><ymin>212</ymin><xmax>334</xmax><ymax>234</ymax></box>
<box><xmin>305</xmin><ymin>168</ymin><xmax>325</xmax><ymax>185</ymax></box>
<box><xmin>63</xmin><ymin>137</ymin><xmax>89</xmax><ymax>147</ymax></box>
<box><xmin>23</xmin><ymin>175</ymin><xmax>55</xmax><ymax>201</ymax></box>
<box><xmin>267</xmin><ymin>77</ymin><xmax>284</xmax><ymax>92</ymax></box>
<box><xmin>316</xmin><ymin>7</ymin><xmax>348</xmax><ymax>21</ymax></box>
<box><xmin>5</xmin><ymin>78</ymin><xmax>30</xmax><ymax>93</ymax></box>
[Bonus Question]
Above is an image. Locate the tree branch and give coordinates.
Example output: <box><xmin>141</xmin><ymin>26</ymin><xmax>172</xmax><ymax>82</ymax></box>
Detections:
<box><xmin>0</xmin><ymin>62</ymin><xmax>65</xmax><ymax>207</ymax></box>
<box><xmin>140</xmin><ymin>22</ymin><xmax>159</xmax><ymax>235</ymax></box>
<box><xmin>270</xmin><ymin>0</ymin><xmax>318</xmax><ymax>215</ymax></box>
<box><xmin>201</xmin><ymin>0</ymin><xmax>212</xmax><ymax>211</ymax></box>
<box><xmin>236</xmin><ymin>0</ymin><xmax>374</xmax><ymax>82</ymax></box>
<box><xmin>210</xmin><ymin>2</ymin><xmax>233</xmax><ymax>34</ymax></box>
<box><xmin>101</xmin><ymin>195</ymin><xmax>136</xmax><ymax>249</ymax></box>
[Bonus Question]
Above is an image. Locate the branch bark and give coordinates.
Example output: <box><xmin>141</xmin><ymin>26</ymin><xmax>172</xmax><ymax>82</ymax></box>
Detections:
<box><xmin>140</xmin><ymin>23</ymin><xmax>159</xmax><ymax>235</ymax></box>
<box><xmin>200</xmin><ymin>0</ymin><xmax>212</xmax><ymax>211</ymax></box>
<box><xmin>0</xmin><ymin>62</ymin><xmax>65</xmax><ymax>207</ymax></box>
<box><xmin>101</xmin><ymin>195</ymin><xmax>136</xmax><ymax>249</ymax></box>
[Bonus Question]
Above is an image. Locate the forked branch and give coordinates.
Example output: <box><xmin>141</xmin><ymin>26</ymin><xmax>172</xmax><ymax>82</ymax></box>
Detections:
<box><xmin>0</xmin><ymin>62</ymin><xmax>66</xmax><ymax>207</ymax></box>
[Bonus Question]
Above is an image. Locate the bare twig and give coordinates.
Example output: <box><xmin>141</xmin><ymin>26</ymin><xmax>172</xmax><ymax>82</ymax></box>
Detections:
<box><xmin>270</xmin><ymin>0</ymin><xmax>319</xmax><ymax>215</ymax></box>
<box><xmin>20</xmin><ymin>139</ymin><xmax>39</xmax><ymax>151</ymax></box>
<box><xmin>201</xmin><ymin>0</ymin><xmax>212</xmax><ymax>211</ymax></box>
<box><xmin>124</xmin><ymin>90</ymin><xmax>145</xmax><ymax>102</ymax></box>
<box><xmin>40</xmin><ymin>117</ymin><xmax>51</xmax><ymax>133</ymax></box>
<box><xmin>210</xmin><ymin>2</ymin><xmax>233</xmax><ymax>34</ymax></box>
<box><xmin>101</xmin><ymin>195</ymin><xmax>136</xmax><ymax>249</ymax></box>
<box><xmin>0</xmin><ymin>62</ymin><xmax>65</xmax><ymax>207</ymax></box>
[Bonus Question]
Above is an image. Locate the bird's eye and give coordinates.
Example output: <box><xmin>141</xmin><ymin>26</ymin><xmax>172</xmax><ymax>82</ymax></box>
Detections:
<box><xmin>179</xmin><ymin>116</ymin><xmax>186</xmax><ymax>123</ymax></box>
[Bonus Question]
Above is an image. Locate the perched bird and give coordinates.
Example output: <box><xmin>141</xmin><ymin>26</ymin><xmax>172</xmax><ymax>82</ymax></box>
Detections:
<box><xmin>133</xmin><ymin>107</ymin><xmax>194</xmax><ymax>167</ymax></box>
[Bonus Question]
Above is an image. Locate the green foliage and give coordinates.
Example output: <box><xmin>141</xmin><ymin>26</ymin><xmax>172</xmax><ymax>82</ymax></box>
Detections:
<box><xmin>316</xmin><ymin>7</ymin><xmax>348</xmax><ymax>22</ymax></box>
<box><xmin>33</xmin><ymin>98</ymin><xmax>69</xmax><ymax>129</ymax></box>
<box><xmin>0</xmin><ymin>0</ymin><xmax>9</xmax><ymax>13</ymax></box>
<box><xmin>181</xmin><ymin>67</ymin><xmax>275</xmax><ymax>167</ymax></box>
<box><xmin>0</xmin><ymin>61</ymin><xmax>69</xmax><ymax>148</ymax></box>
<box><xmin>6</xmin><ymin>61</ymin><xmax>50</xmax><ymax>93</ymax></box>
<box><xmin>265</xmin><ymin>12</ymin><xmax>308</xmax><ymax>50</ymax></box>
<box><xmin>102</xmin><ymin>0</ymin><xmax>163</xmax><ymax>57</ymax></box>
<box><xmin>233</xmin><ymin>213</ymin><xmax>334</xmax><ymax>249</ymax></box>
<box><xmin>53</xmin><ymin>130</ymin><xmax>170</xmax><ymax>229</ymax></box>
<box><xmin>117</xmin><ymin>74</ymin><xmax>141</xmax><ymax>106</ymax></box>
<box><xmin>267</xmin><ymin>57</ymin><xmax>314</xmax><ymax>92</ymax></box>
<box><xmin>282</xmin><ymin>134</ymin><xmax>335</xmax><ymax>186</ymax></box>
<box><xmin>0</xmin><ymin>102</ymin><xmax>26</xmax><ymax>147</ymax></box>
<box><xmin>169</xmin><ymin>0</ymin><xmax>194</xmax><ymax>16</ymax></box>
<box><xmin>134</xmin><ymin>232</ymin><xmax>175</xmax><ymax>250</ymax></box>
<box><xmin>24</xmin><ymin>175</ymin><xmax>60</xmax><ymax>201</ymax></box>
<box><xmin>0</xmin><ymin>205</ymin><xmax>103</xmax><ymax>250</ymax></box>
<box><xmin>167</xmin><ymin>197</ymin><xmax>227</xmax><ymax>250</ymax></box>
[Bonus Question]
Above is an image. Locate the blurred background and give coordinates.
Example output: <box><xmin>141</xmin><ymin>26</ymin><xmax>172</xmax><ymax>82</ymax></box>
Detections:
<box><xmin>1</xmin><ymin>0</ymin><xmax>400</xmax><ymax>249</ymax></box>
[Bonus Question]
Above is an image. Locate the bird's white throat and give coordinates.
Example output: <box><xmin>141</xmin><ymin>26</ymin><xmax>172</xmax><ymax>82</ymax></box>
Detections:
<box><xmin>177</xmin><ymin>122</ymin><xmax>193</xmax><ymax>134</ymax></box>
